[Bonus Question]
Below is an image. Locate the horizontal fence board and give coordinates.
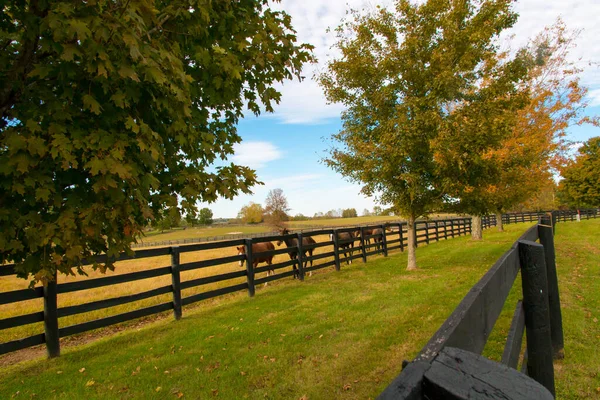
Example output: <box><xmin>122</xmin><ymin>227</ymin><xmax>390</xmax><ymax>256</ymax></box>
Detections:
<box><xmin>251</xmin><ymin>246</ymin><xmax>299</xmax><ymax>258</ymax></box>
<box><xmin>501</xmin><ymin>300</ymin><xmax>525</xmax><ymax>369</ymax></box>
<box><xmin>180</xmin><ymin>270</ymin><xmax>247</xmax><ymax>290</ymax></box>
<box><xmin>254</xmin><ymin>259</ymin><xmax>296</xmax><ymax>274</ymax></box>
<box><xmin>0</xmin><ymin>265</ymin><xmax>16</xmax><ymax>276</ymax></box>
<box><xmin>304</xmin><ymin>260</ymin><xmax>337</xmax><ymax>272</ymax></box>
<box><xmin>181</xmin><ymin>283</ymin><xmax>248</xmax><ymax>306</ymax></box>
<box><xmin>305</xmin><ymin>252</ymin><xmax>334</xmax><ymax>263</ymax></box>
<box><xmin>252</xmin><ymin>233</ymin><xmax>296</xmax><ymax>243</ymax></box>
<box><xmin>59</xmin><ymin>302</ymin><xmax>174</xmax><ymax>338</ymax></box>
<box><xmin>303</xmin><ymin>241</ymin><xmax>332</xmax><ymax>250</ymax></box>
<box><xmin>178</xmin><ymin>239</ymin><xmax>246</xmax><ymax>253</ymax></box>
<box><xmin>82</xmin><ymin>247</ymin><xmax>171</xmax><ymax>265</ymax></box>
<box><xmin>517</xmin><ymin>225</ymin><xmax>539</xmax><ymax>243</ymax></box>
<box><xmin>0</xmin><ymin>311</ymin><xmax>44</xmax><ymax>330</ymax></box>
<box><xmin>58</xmin><ymin>285</ymin><xmax>173</xmax><ymax>318</ymax></box>
<box><xmin>415</xmin><ymin>247</ymin><xmax>520</xmax><ymax>361</ymax></box>
<box><xmin>0</xmin><ymin>287</ymin><xmax>44</xmax><ymax>305</ymax></box>
<box><xmin>254</xmin><ymin>270</ymin><xmax>297</xmax><ymax>285</ymax></box>
<box><xmin>387</xmin><ymin>244</ymin><xmax>402</xmax><ymax>251</ymax></box>
<box><xmin>180</xmin><ymin>255</ymin><xmax>244</xmax><ymax>272</ymax></box>
<box><xmin>0</xmin><ymin>333</ymin><xmax>45</xmax><ymax>356</ymax></box>
<box><xmin>58</xmin><ymin>267</ymin><xmax>172</xmax><ymax>294</ymax></box>
<box><xmin>366</xmin><ymin>250</ymin><xmax>383</xmax><ymax>257</ymax></box>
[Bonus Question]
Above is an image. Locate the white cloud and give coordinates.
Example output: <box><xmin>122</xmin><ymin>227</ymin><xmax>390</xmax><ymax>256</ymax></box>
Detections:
<box><xmin>231</xmin><ymin>141</ymin><xmax>282</xmax><ymax>168</ymax></box>
<box><xmin>588</xmin><ymin>88</ymin><xmax>600</xmax><ymax>107</ymax></box>
<box><xmin>266</xmin><ymin>0</ymin><xmax>600</xmax><ymax>125</ymax></box>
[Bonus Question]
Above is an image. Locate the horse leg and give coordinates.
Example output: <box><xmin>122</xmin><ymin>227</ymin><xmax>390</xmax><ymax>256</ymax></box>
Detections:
<box><xmin>306</xmin><ymin>249</ymin><xmax>313</xmax><ymax>277</ymax></box>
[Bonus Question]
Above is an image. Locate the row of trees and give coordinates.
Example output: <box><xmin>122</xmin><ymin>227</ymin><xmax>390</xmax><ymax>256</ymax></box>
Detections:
<box><xmin>238</xmin><ymin>188</ymin><xmax>291</xmax><ymax>225</ymax></box>
<box><xmin>558</xmin><ymin>137</ymin><xmax>600</xmax><ymax>208</ymax></box>
<box><xmin>152</xmin><ymin>208</ymin><xmax>214</xmax><ymax>232</ymax></box>
<box><xmin>319</xmin><ymin>1</ymin><xmax>598</xmax><ymax>270</ymax></box>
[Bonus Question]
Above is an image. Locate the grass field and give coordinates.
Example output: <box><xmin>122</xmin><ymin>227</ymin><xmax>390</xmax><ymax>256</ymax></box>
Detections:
<box><xmin>0</xmin><ymin>220</ymin><xmax>597</xmax><ymax>399</ymax></box>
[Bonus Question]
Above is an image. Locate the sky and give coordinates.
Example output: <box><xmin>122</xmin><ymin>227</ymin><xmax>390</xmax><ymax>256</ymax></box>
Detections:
<box><xmin>202</xmin><ymin>0</ymin><xmax>600</xmax><ymax>219</ymax></box>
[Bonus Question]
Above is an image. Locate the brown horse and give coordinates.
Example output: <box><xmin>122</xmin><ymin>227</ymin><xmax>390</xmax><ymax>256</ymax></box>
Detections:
<box><xmin>236</xmin><ymin>242</ymin><xmax>275</xmax><ymax>285</ymax></box>
<box><xmin>276</xmin><ymin>228</ymin><xmax>317</xmax><ymax>278</ymax></box>
<box><xmin>330</xmin><ymin>230</ymin><xmax>359</xmax><ymax>264</ymax></box>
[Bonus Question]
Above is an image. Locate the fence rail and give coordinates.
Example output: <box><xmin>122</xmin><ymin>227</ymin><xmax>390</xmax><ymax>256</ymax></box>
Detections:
<box><xmin>377</xmin><ymin>209</ymin><xmax>597</xmax><ymax>399</ymax></box>
<box><xmin>0</xmin><ymin>209</ymin><xmax>596</xmax><ymax>359</ymax></box>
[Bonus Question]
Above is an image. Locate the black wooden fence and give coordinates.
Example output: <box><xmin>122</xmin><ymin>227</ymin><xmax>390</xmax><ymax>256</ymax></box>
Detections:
<box><xmin>0</xmin><ymin>209</ymin><xmax>595</xmax><ymax>359</ymax></box>
<box><xmin>377</xmin><ymin>209</ymin><xmax>597</xmax><ymax>399</ymax></box>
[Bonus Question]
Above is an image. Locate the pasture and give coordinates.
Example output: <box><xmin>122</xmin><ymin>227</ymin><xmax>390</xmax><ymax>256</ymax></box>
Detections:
<box><xmin>1</xmin><ymin>220</ymin><xmax>597</xmax><ymax>399</ymax></box>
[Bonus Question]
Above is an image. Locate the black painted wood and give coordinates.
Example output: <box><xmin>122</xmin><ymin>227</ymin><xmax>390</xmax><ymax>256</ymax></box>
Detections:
<box><xmin>360</xmin><ymin>226</ymin><xmax>367</xmax><ymax>263</ymax></box>
<box><xmin>254</xmin><ymin>259</ymin><xmax>296</xmax><ymax>274</ymax></box>
<box><xmin>59</xmin><ymin>302</ymin><xmax>174</xmax><ymax>337</ymax></box>
<box><xmin>538</xmin><ymin>224</ymin><xmax>564</xmax><ymax>359</ymax></box>
<box><xmin>254</xmin><ymin>270</ymin><xmax>297</xmax><ymax>285</ymax></box>
<box><xmin>422</xmin><ymin>347</ymin><xmax>553</xmax><ymax>400</ymax></box>
<box><xmin>332</xmin><ymin>229</ymin><xmax>341</xmax><ymax>271</ymax></box>
<box><xmin>0</xmin><ymin>286</ymin><xmax>44</xmax><ymax>305</ymax></box>
<box><xmin>178</xmin><ymin>238</ymin><xmax>245</xmax><ymax>253</ymax></box>
<box><xmin>58</xmin><ymin>285</ymin><xmax>172</xmax><ymax>318</ymax></box>
<box><xmin>297</xmin><ymin>233</ymin><xmax>305</xmax><ymax>281</ymax></box>
<box><xmin>380</xmin><ymin>224</ymin><xmax>388</xmax><ymax>256</ymax></box>
<box><xmin>399</xmin><ymin>224</ymin><xmax>404</xmax><ymax>251</ymax></box>
<box><xmin>179</xmin><ymin>254</ymin><xmax>244</xmax><ymax>272</ymax></box>
<box><xmin>377</xmin><ymin>361</ymin><xmax>431</xmax><ymax>400</ymax></box>
<box><xmin>244</xmin><ymin>238</ymin><xmax>255</xmax><ymax>297</ymax></box>
<box><xmin>180</xmin><ymin>270</ymin><xmax>247</xmax><ymax>290</ymax></box>
<box><xmin>182</xmin><ymin>283</ymin><xmax>248</xmax><ymax>306</ymax></box>
<box><xmin>501</xmin><ymin>300</ymin><xmax>525</xmax><ymax>369</ymax></box>
<box><xmin>415</xmin><ymin>248</ymin><xmax>520</xmax><ymax>362</ymax></box>
<box><xmin>0</xmin><ymin>334</ymin><xmax>45</xmax><ymax>356</ymax></box>
<box><xmin>170</xmin><ymin>247</ymin><xmax>182</xmax><ymax>320</ymax></box>
<box><xmin>0</xmin><ymin>311</ymin><xmax>44</xmax><ymax>330</ymax></box>
<box><xmin>303</xmin><ymin>260</ymin><xmax>336</xmax><ymax>272</ymax></box>
<box><xmin>57</xmin><ymin>266</ymin><xmax>171</xmax><ymax>293</ymax></box>
<box><xmin>0</xmin><ymin>265</ymin><xmax>16</xmax><ymax>276</ymax></box>
<box><xmin>518</xmin><ymin>240</ymin><xmax>555</xmax><ymax>396</ymax></box>
<box><xmin>43</xmin><ymin>275</ymin><xmax>60</xmax><ymax>358</ymax></box>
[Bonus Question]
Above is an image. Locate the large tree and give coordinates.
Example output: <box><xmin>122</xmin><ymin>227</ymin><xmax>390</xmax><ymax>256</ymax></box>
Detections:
<box><xmin>238</xmin><ymin>202</ymin><xmax>264</xmax><ymax>224</ymax></box>
<box><xmin>319</xmin><ymin>0</ymin><xmax>522</xmax><ymax>270</ymax></box>
<box><xmin>0</xmin><ymin>1</ymin><xmax>312</xmax><ymax>282</ymax></box>
<box><xmin>477</xmin><ymin>21</ymin><xmax>598</xmax><ymax>232</ymax></box>
<box><xmin>558</xmin><ymin>137</ymin><xmax>600</xmax><ymax>208</ymax></box>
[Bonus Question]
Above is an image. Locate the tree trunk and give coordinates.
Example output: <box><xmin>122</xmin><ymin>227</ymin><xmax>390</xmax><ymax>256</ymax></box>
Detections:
<box><xmin>407</xmin><ymin>215</ymin><xmax>418</xmax><ymax>270</ymax></box>
<box><xmin>496</xmin><ymin>212</ymin><xmax>504</xmax><ymax>232</ymax></box>
<box><xmin>471</xmin><ymin>215</ymin><xmax>483</xmax><ymax>240</ymax></box>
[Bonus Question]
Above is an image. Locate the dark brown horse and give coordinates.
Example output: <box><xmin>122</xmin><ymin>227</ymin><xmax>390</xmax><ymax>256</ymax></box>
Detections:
<box><xmin>330</xmin><ymin>230</ymin><xmax>359</xmax><ymax>264</ymax></box>
<box><xmin>276</xmin><ymin>228</ymin><xmax>317</xmax><ymax>278</ymax></box>
<box><xmin>236</xmin><ymin>242</ymin><xmax>275</xmax><ymax>285</ymax></box>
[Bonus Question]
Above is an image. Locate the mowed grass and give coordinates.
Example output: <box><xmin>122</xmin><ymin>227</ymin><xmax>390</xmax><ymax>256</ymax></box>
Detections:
<box><xmin>1</xmin><ymin>220</ymin><xmax>596</xmax><ymax>399</ymax></box>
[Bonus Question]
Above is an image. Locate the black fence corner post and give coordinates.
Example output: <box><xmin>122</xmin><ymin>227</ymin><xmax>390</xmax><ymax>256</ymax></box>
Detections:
<box><xmin>244</xmin><ymin>239</ymin><xmax>255</xmax><ymax>297</ymax></box>
<box><xmin>43</xmin><ymin>271</ymin><xmax>60</xmax><ymax>358</ymax></box>
<box><xmin>170</xmin><ymin>246</ymin><xmax>182</xmax><ymax>320</ymax></box>
<box><xmin>399</xmin><ymin>223</ymin><xmax>404</xmax><ymax>251</ymax></box>
<box><xmin>538</xmin><ymin>224</ymin><xmax>564</xmax><ymax>359</ymax></box>
<box><xmin>518</xmin><ymin>240</ymin><xmax>555</xmax><ymax>397</ymax></box>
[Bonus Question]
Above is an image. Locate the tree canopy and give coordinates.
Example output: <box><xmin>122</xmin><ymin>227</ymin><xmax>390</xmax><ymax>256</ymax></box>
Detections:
<box><xmin>558</xmin><ymin>137</ymin><xmax>600</xmax><ymax>208</ymax></box>
<box><xmin>264</xmin><ymin>188</ymin><xmax>290</xmax><ymax>225</ymax></box>
<box><xmin>0</xmin><ymin>1</ymin><xmax>312</xmax><ymax>282</ymax></box>
<box><xmin>319</xmin><ymin>0</ymin><xmax>523</xmax><ymax>269</ymax></box>
<box><xmin>198</xmin><ymin>208</ymin><xmax>213</xmax><ymax>226</ymax></box>
<box><xmin>238</xmin><ymin>202</ymin><xmax>264</xmax><ymax>224</ymax></box>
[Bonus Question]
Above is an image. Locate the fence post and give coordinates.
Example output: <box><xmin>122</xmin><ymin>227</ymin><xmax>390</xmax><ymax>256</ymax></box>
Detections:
<box><xmin>43</xmin><ymin>271</ymin><xmax>60</xmax><ymax>358</ymax></box>
<box><xmin>170</xmin><ymin>247</ymin><xmax>182</xmax><ymax>320</ymax></box>
<box><xmin>451</xmin><ymin>220</ymin><xmax>455</xmax><ymax>238</ymax></box>
<box><xmin>332</xmin><ymin>229</ymin><xmax>341</xmax><ymax>271</ymax></box>
<box><xmin>434</xmin><ymin>221</ymin><xmax>439</xmax><ymax>242</ymax></box>
<box><xmin>425</xmin><ymin>222</ymin><xmax>430</xmax><ymax>245</ymax></box>
<box><xmin>360</xmin><ymin>226</ymin><xmax>367</xmax><ymax>263</ymax></box>
<box><xmin>244</xmin><ymin>239</ymin><xmax>255</xmax><ymax>297</ymax></box>
<box><xmin>380</xmin><ymin>224</ymin><xmax>388</xmax><ymax>256</ymax></box>
<box><xmin>399</xmin><ymin>223</ymin><xmax>404</xmax><ymax>252</ymax></box>
<box><xmin>538</xmin><ymin>224</ymin><xmax>564</xmax><ymax>359</ymax></box>
<box><xmin>518</xmin><ymin>240</ymin><xmax>555</xmax><ymax>396</ymax></box>
<box><xmin>296</xmin><ymin>233</ymin><xmax>306</xmax><ymax>281</ymax></box>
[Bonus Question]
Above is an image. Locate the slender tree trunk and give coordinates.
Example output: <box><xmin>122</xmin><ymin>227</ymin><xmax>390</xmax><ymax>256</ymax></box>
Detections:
<box><xmin>407</xmin><ymin>215</ymin><xmax>418</xmax><ymax>270</ymax></box>
<box><xmin>496</xmin><ymin>212</ymin><xmax>504</xmax><ymax>232</ymax></box>
<box><xmin>471</xmin><ymin>215</ymin><xmax>483</xmax><ymax>240</ymax></box>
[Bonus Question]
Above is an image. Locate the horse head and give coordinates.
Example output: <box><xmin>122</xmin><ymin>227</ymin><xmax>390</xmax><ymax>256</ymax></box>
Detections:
<box><xmin>276</xmin><ymin>228</ymin><xmax>290</xmax><ymax>246</ymax></box>
<box><xmin>236</xmin><ymin>246</ymin><xmax>246</xmax><ymax>267</ymax></box>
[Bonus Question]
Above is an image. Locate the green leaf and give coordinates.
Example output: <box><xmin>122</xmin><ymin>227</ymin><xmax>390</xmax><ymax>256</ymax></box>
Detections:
<box><xmin>83</xmin><ymin>94</ymin><xmax>102</xmax><ymax>114</ymax></box>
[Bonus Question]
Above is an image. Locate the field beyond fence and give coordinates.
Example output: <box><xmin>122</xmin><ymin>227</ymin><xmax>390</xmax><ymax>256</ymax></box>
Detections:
<box><xmin>0</xmin><ymin>209</ymin><xmax>596</xmax><ymax>360</ymax></box>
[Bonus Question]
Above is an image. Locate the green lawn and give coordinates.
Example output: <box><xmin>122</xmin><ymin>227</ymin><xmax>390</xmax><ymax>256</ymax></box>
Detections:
<box><xmin>0</xmin><ymin>220</ymin><xmax>597</xmax><ymax>399</ymax></box>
